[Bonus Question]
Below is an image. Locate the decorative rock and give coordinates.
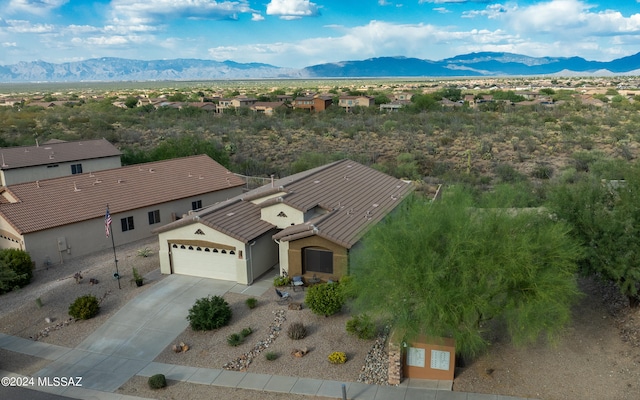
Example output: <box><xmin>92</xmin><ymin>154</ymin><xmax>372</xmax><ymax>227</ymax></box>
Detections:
<box><xmin>291</xmin><ymin>347</ymin><xmax>308</xmax><ymax>357</ymax></box>
<box><xmin>288</xmin><ymin>302</ymin><xmax>302</xmax><ymax>310</ymax></box>
<box><xmin>44</xmin><ymin>317</ymin><xmax>51</xmax><ymax>324</ymax></box>
<box><xmin>223</xmin><ymin>309</ymin><xmax>286</xmax><ymax>371</ymax></box>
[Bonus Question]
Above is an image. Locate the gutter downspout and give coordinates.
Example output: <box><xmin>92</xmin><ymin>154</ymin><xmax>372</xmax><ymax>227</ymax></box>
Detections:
<box><xmin>248</xmin><ymin>241</ymin><xmax>256</xmax><ymax>284</ymax></box>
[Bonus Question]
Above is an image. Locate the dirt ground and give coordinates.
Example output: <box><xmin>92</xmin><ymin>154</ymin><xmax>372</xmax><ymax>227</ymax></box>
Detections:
<box><xmin>1</xmin><ymin>241</ymin><xmax>640</xmax><ymax>400</ymax></box>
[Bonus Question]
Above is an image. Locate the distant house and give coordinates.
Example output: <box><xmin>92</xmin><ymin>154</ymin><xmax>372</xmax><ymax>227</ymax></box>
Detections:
<box><xmin>0</xmin><ymin>155</ymin><xmax>245</xmax><ymax>268</ymax></box>
<box><xmin>230</xmin><ymin>97</ymin><xmax>257</xmax><ymax>108</ymax></box>
<box><xmin>154</xmin><ymin>159</ymin><xmax>413</xmax><ymax>285</ymax></box>
<box><xmin>292</xmin><ymin>96</ymin><xmax>333</xmax><ymax>112</ymax></box>
<box><xmin>251</xmin><ymin>102</ymin><xmax>290</xmax><ymax>115</ymax></box>
<box><xmin>338</xmin><ymin>95</ymin><xmax>375</xmax><ymax>111</ymax></box>
<box><xmin>0</xmin><ymin>139</ymin><xmax>122</xmax><ymax>186</ymax></box>
<box><xmin>380</xmin><ymin>100</ymin><xmax>411</xmax><ymax>112</ymax></box>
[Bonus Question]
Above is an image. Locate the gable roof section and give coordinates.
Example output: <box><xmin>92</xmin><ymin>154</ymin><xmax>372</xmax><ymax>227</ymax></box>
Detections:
<box><xmin>271</xmin><ymin>159</ymin><xmax>413</xmax><ymax>248</ymax></box>
<box><xmin>0</xmin><ymin>139</ymin><xmax>121</xmax><ymax>170</ymax></box>
<box><xmin>156</xmin><ymin>159</ymin><xmax>413</xmax><ymax>249</ymax></box>
<box><xmin>0</xmin><ymin>155</ymin><xmax>244</xmax><ymax>234</ymax></box>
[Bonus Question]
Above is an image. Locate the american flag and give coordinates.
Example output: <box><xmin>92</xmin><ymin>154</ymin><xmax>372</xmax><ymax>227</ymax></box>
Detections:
<box><xmin>105</xmin><ymin>207</ymin><xmax>112</xmax><ymax>238</ymax></box>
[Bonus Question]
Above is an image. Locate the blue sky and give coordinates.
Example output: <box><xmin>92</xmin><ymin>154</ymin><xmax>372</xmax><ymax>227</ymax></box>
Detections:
<box><xmin>0</xmin><ymin>0</ymin><xmax>639</xmax><ymax>67</ymax></box>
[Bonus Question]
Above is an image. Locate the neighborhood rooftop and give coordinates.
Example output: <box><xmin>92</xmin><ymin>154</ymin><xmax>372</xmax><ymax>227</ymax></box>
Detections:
<box><xmin>0</xmin><ymin>155</ymin><xmax>245</xmax><ymax>234</ymax></box>
<box><xmin>0</xmin><ymin>138</ymin><xmax>121</xmax><ymax>170</ymax></box>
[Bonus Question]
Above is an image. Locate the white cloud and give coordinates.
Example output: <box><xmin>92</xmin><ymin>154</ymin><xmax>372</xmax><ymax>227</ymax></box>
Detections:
<box><xmin>2</xmin><ymin>42</ymin><xmax>17</xmax><ymax>47</ymax></box>
<box><xmin>7</xmin><ymin>0</ymin><xmax>69</xmax><ymax>15</ymax></box>
<box><xmin>252</xmin><ymin>13</ymin><xmax>265</xmax><ymax>21</ymax></box>
<box><xmin>109</xmin><ymin>0</ymin><xmax>254</xmax><ymax>26</ymax></box>
<box><xmin>499</xmin><ymin>0</ymin><xmax>640</xmax><ymax>36</ymax></box>
<box><xmin>266</xmin><ymin>0</ymin><xmax>320</xmax><ymax>20</ymax></box>
<box><xmin>433</xmin><ymin>7</ymin><xmax>451</xmax><ymax>14</ymax></box>
<box><xmin>3</xmin><ymin>19</ymin><xmax>56</xmax><ymax>33</ymax></box>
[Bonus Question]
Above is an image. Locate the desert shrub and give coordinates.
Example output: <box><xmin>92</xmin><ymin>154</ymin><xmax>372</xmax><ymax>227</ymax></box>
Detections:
<box><xmin>227</xmin><ymin>333</ymin><xmax>243</xmax><ymax>347</ymax></box>
<box><xmin>245</xmin><ymin>297</ymin><xmax>258</xmax><ymax>309</ymax></box>
<box><xmin>187</xmin><ymin>295</ymin><xmax>232</xmax><ymax>331</ymax></box>
<box><xmin>0</xmin><ymin>249</ymin><xmax>33</xmax><ymax>294</ymax></box>
<box><xmin>68</xmin><ymin>294</ymin><xmax>100</xmax><ymax>320</ymax></box>
<box><xmin>265</xmin><ymin>351</ymin><xmax>278</xmax><ymax>361</ymax></box>
<box><xmin>346</xmin><ymin>314</ymin><xmax>377</xmax><ymax>340</ymax></box>
<box><xmin>287</xmin><ymin>322</ymin><xmax>307</xmax><ymax>340</ymax></box>
<box><xmin>328</xmin><ymin>351</ymin><xmax>347</xmax><ymax>364</ymax></box>
<box><xmin>148</xmin><ymin>374</ymin><xmax>167</xmax><ymax>389</ymax></box>
<box><xmin>273</xmin><ymin>274</ymin><xmax>291</xmax><ymax>287</ymax></box>
<box><xmin>305</xmin><ymin>282</ymin><xmax>345</xmax><ymax>317</ymax></box>
<box><xmin>241</xmin><ymin>327</ymin><xmax>253</xmax><ymax>337</ymax></box>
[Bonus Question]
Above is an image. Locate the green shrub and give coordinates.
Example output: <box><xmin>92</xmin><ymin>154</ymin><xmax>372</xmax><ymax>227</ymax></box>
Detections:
<box><xmin>287</xmin><ymin>322</ymin><xmax>307</xmax><ymax>340</ymax></box>
<box><xmin>227</xmin><ymin>333</ymin><xmax>243</xmax><ymax>347</ymax></box>
<box><xmin>245</xmin><ymin>297</ymin><xmax>258</xmax><ymax>309</ymax></box>
<box><xmin>148</xmin><ymin>374</ymin><xmax>167</xmax><ymax>389</ymax></box>
<box><xmin>240</xmin><ymin>327</ymin><xmax>253</xmax><ymax>338</ymax></box>
<box><xmin>0</xmin><ymin>249</ymin><xmax>33</xmax><ymax>294</ymax></box>
<box><xmin>273</xmin><ymin>274</ymin><xmax>291</xmax><ymax>287</ymax></box>
<box><xmin>346</xmin><ymin>314</ymin><xmax>377</xmax><ymax>340</ymax></box>
<box><xmin>68</xmin><ymin>294</ymin><xmax>100</xmax><ymax>320</ymax></box>
<box><xmin>305</xmin><ymin>282</ymin><xmax>345</xmax><ymax>317</ymax></box>
<box><xmin>187</xmin><ymin>295</ymin><xmax>232</xmax><ymax>331</ymax></box>
<box><xmin>265</xmin><ymin>351</ymin><xmax>278</xmax><ymax>361</ymax></box>
<box><xmin>328</xmin><ymin>351</ymin><xmax>347</xmax><ymax>364</ymax></box>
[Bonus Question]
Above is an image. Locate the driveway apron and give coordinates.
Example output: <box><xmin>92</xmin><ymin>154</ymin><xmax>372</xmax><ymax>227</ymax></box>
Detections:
<box><xmin>33</xmin><ymin>275</ymin><xmax>235</xmax><ymax>393</ymax></box>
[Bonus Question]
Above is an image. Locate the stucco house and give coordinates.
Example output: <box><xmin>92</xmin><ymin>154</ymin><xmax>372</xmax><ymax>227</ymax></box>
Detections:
<box><xmin>0</xmin><ymin>139</ymin><xmax>122</xmax><ymax>186</ymax></box>
<box><xmin>338</xmin><ymin>95</ymin><xmax>375</xmax><ymax>112</ymax></box>
<box><xmin>0</xmin><ymin>155</ymin><xmax>244</xmax><ymax>268</ymax></box>
<box><xmin>154</xmin><ymin>159</ymin><xmax>414</xmax><ymax>285</ymax></box>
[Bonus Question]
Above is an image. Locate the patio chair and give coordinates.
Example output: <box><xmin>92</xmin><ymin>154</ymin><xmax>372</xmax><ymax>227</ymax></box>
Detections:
<box><xmin>275</xmin><ymin>288</ymin><xmax>290</xmax><ymax>305</ymax></box>
<box><xmin>291</xmin><ymin>275</ymin><xmax>304</xmax><ymax>292</ymax></box>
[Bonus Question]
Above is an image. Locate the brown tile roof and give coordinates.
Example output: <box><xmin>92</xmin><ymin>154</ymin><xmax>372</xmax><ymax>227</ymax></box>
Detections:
<box><xmin>0</xmin><ymin>155</ymin><xmax>244</xmax><ymax>234</ymax></box>
<box><xmin>156</xmin><ymin>159</ymin><xmax>413</xmax><ymax>249</ymax></box>
<box><xmin>271</xmin><ymin>159</ymin><xmax>413</xmax><ymax>248</ymax></box>
<box><xmin>0</xmin><ymin>139</ymin><xmax>121</xmax><ymax>170</ymax></box>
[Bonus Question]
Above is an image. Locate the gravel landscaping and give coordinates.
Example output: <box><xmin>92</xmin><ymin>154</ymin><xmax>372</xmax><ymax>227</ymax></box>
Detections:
<box><xmin>1</xmin><ymin>238</ymin><xmax>640</xmax><ymax>400</ymax></box>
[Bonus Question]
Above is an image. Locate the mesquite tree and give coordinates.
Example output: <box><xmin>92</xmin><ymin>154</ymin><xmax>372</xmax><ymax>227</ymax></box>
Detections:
<box><xmin>349</xmin><ymin>188</ymin><xmax>582</xmax><ymax>358</ymax></box>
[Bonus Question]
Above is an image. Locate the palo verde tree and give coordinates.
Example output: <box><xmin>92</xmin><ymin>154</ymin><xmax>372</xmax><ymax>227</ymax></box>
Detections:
<box><xmin>348</xmin><ymin>188</ymin><xmax>582</xmax><ymax>358</ymax></box>
<box><xmin>547</xmin><ymin>160</ymin><xmax>640</xmax><ymax>307</ymax></box>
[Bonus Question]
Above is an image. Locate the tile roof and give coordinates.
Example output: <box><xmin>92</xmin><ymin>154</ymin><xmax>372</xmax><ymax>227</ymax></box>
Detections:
<box><xmin>270</xmin><ymin>159</ymin><xmax>413</xmax><ymax>248</ymax></box>
<box><xmin>0</xmin><ymin>155</ymin><xmax>244</xmax><ymax>234</ymax></box>
<box><xmin>0</xmin><ymin>139</ymin><xmax>121</xmax><ymax>170</ymax></box>
<box><xmin>156</xmin><ymin>159</ymin><xmax>413</xmax><ymax>248</ymax></box>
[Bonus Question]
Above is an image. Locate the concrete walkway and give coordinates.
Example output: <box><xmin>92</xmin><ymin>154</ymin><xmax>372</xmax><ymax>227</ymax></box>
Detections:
<box><xmin>0</xmin><ymin>274</ymin><xmax>535</xmax><ymax>400</ymax></box>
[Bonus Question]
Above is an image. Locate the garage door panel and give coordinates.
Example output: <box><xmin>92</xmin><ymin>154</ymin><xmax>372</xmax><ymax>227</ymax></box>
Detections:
<box><xmin>171</xmin><ymin>244</ymin><xmax>237</xmax><ymax>281</ymax></box>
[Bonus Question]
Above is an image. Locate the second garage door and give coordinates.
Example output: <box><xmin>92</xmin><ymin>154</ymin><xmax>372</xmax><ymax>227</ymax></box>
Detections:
<box><xmin>170</xmin><ymin>243</ymin><xmax>238</xmax><ymax>281</ymax></box>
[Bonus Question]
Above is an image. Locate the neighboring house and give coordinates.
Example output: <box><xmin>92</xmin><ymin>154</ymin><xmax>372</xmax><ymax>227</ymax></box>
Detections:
<box><xmin>251</xmin><ymin>102</ymin><xmax>290</xmax><ymax>115</ymax></box>
<box><xmin>154</xmin><ymin>159</ymin><xmax>414</xmax><ymax>285</ymax></box>
<box><xmin>291</xmin><ymin>96</ymin><xmax>332</xmax><ymax>112</ymax></box>
<box><xmin>379</xmin><ymin>100</ymin><xmax>411</xmax><ymax>112</ymax></box>
<box><xmin>0</xmin><ymin>155</ymin><xmax>245</xmax><ymax>268</ymax></box>
<box><xmin>338</xmin><ymin>95</ymin><xmax>375</xmax><ymax>111</ymax></box>
<box><xmin>0</xmin><ymin>139</ymin><xmax>122</xmax><ymax>186</ymax></box>
<box><xmin>230</xmin><ymin>97</ymin><xmax>257</xmax><ymax>108</ymax></box>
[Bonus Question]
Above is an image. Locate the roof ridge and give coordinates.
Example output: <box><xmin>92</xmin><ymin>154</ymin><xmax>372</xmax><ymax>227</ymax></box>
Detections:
<box><xmin>275</xmin><ymin>159</ymin><xmax>351</xmax><ymax>188</ymax></box>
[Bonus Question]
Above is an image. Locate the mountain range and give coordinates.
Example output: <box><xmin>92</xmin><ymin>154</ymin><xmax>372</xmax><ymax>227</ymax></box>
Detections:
<box><xmin>1</xmin><ymin>52</ymin><xmax>639</xmax><ymax>82</ymax></box>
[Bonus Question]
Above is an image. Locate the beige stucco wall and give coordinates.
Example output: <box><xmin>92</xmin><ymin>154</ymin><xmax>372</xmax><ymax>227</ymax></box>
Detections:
<box><xmin>11</xmin><ymin>187</ymin><xmax>243</xmax><ymax>269</ymax></box>
<box><xmin>260</xmin><ymin>204</ymin><xmax>304</xmax><ymax>228</ymax></box>
<box><xmin>286</xmin><ymin>235</ymin><xmax>348</xmax><ymax>281</ymax></box>
<box><xmin>158</xmin><ymin>222</ymin><xmax>279</xmax><ymax>285</ymax></box>
<box><xmin>1</xmin><ymin>156</ymin><xmax>121</xmax><ymax>186</ymax></box>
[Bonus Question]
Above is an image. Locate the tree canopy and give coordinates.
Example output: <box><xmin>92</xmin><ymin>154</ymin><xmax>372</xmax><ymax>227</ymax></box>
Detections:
<box><xmin>349</xmin><ymin>188</ymin><xmax>582</xmax><ymax>358</ymax></box>
<box><xmin>547</xmin><ymin>161</ymin><xmax>640</xmax><ymax>307</ymax></box>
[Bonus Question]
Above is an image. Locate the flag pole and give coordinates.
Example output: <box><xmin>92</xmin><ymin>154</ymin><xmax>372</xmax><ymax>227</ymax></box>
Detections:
<box><xmin>106</xmin><ymin>204</ymin><xmax>121</xmax><ymax>290</ymax></box>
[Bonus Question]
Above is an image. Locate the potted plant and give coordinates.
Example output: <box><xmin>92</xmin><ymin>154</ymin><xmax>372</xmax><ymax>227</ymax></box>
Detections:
<box><xmin>132</xmin><ymin>267</ymin><xmax>144</xmax><ymax>287</ymax></box>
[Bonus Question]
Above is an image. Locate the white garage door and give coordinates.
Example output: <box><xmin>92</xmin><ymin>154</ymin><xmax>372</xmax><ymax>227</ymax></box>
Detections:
<box><xmin>170</xmin><ymin>243</ymin><xmax>237</xmax><ymax>281</ymax></box>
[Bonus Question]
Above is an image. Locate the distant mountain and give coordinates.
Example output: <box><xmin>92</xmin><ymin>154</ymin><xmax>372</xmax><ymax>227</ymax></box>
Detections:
<box><xmin>0</xmin><ymin>58</ymin><xmax>302</xmax><ymax>82</ymax></box>
<box><xmin>302</xmin><ymin>52</ymin><xmax>640</xmax><ymax>77</ymax></box>
<box><xmin>0</xmin><ymin>52</ymin><xmax>639</xmax><ymax>82</ymax></box>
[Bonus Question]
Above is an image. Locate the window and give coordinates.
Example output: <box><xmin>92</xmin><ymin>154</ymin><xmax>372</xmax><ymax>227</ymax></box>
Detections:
<box><xmin>191</xmin><ymin>200</ymin><xmax>202</xmax><ymax>210</ymax></box>
<box><xmin>303</xmin><ymin>247</ymin><xmax>333</xmax><ymax>274</ymax></box>
<box><xmin>71</xmin><ymin>164</ymin><xmax>83</xmax><ymax>174</ymax></box>
<box><xmin>148</xmin><ymin>210</ymin><xmax>160</xmax><ymax>225</ymax></box>
<box><xmin>120</xmin><ymin>216</ymin><xmax>134</xmax><ymax>232</ymax></box>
